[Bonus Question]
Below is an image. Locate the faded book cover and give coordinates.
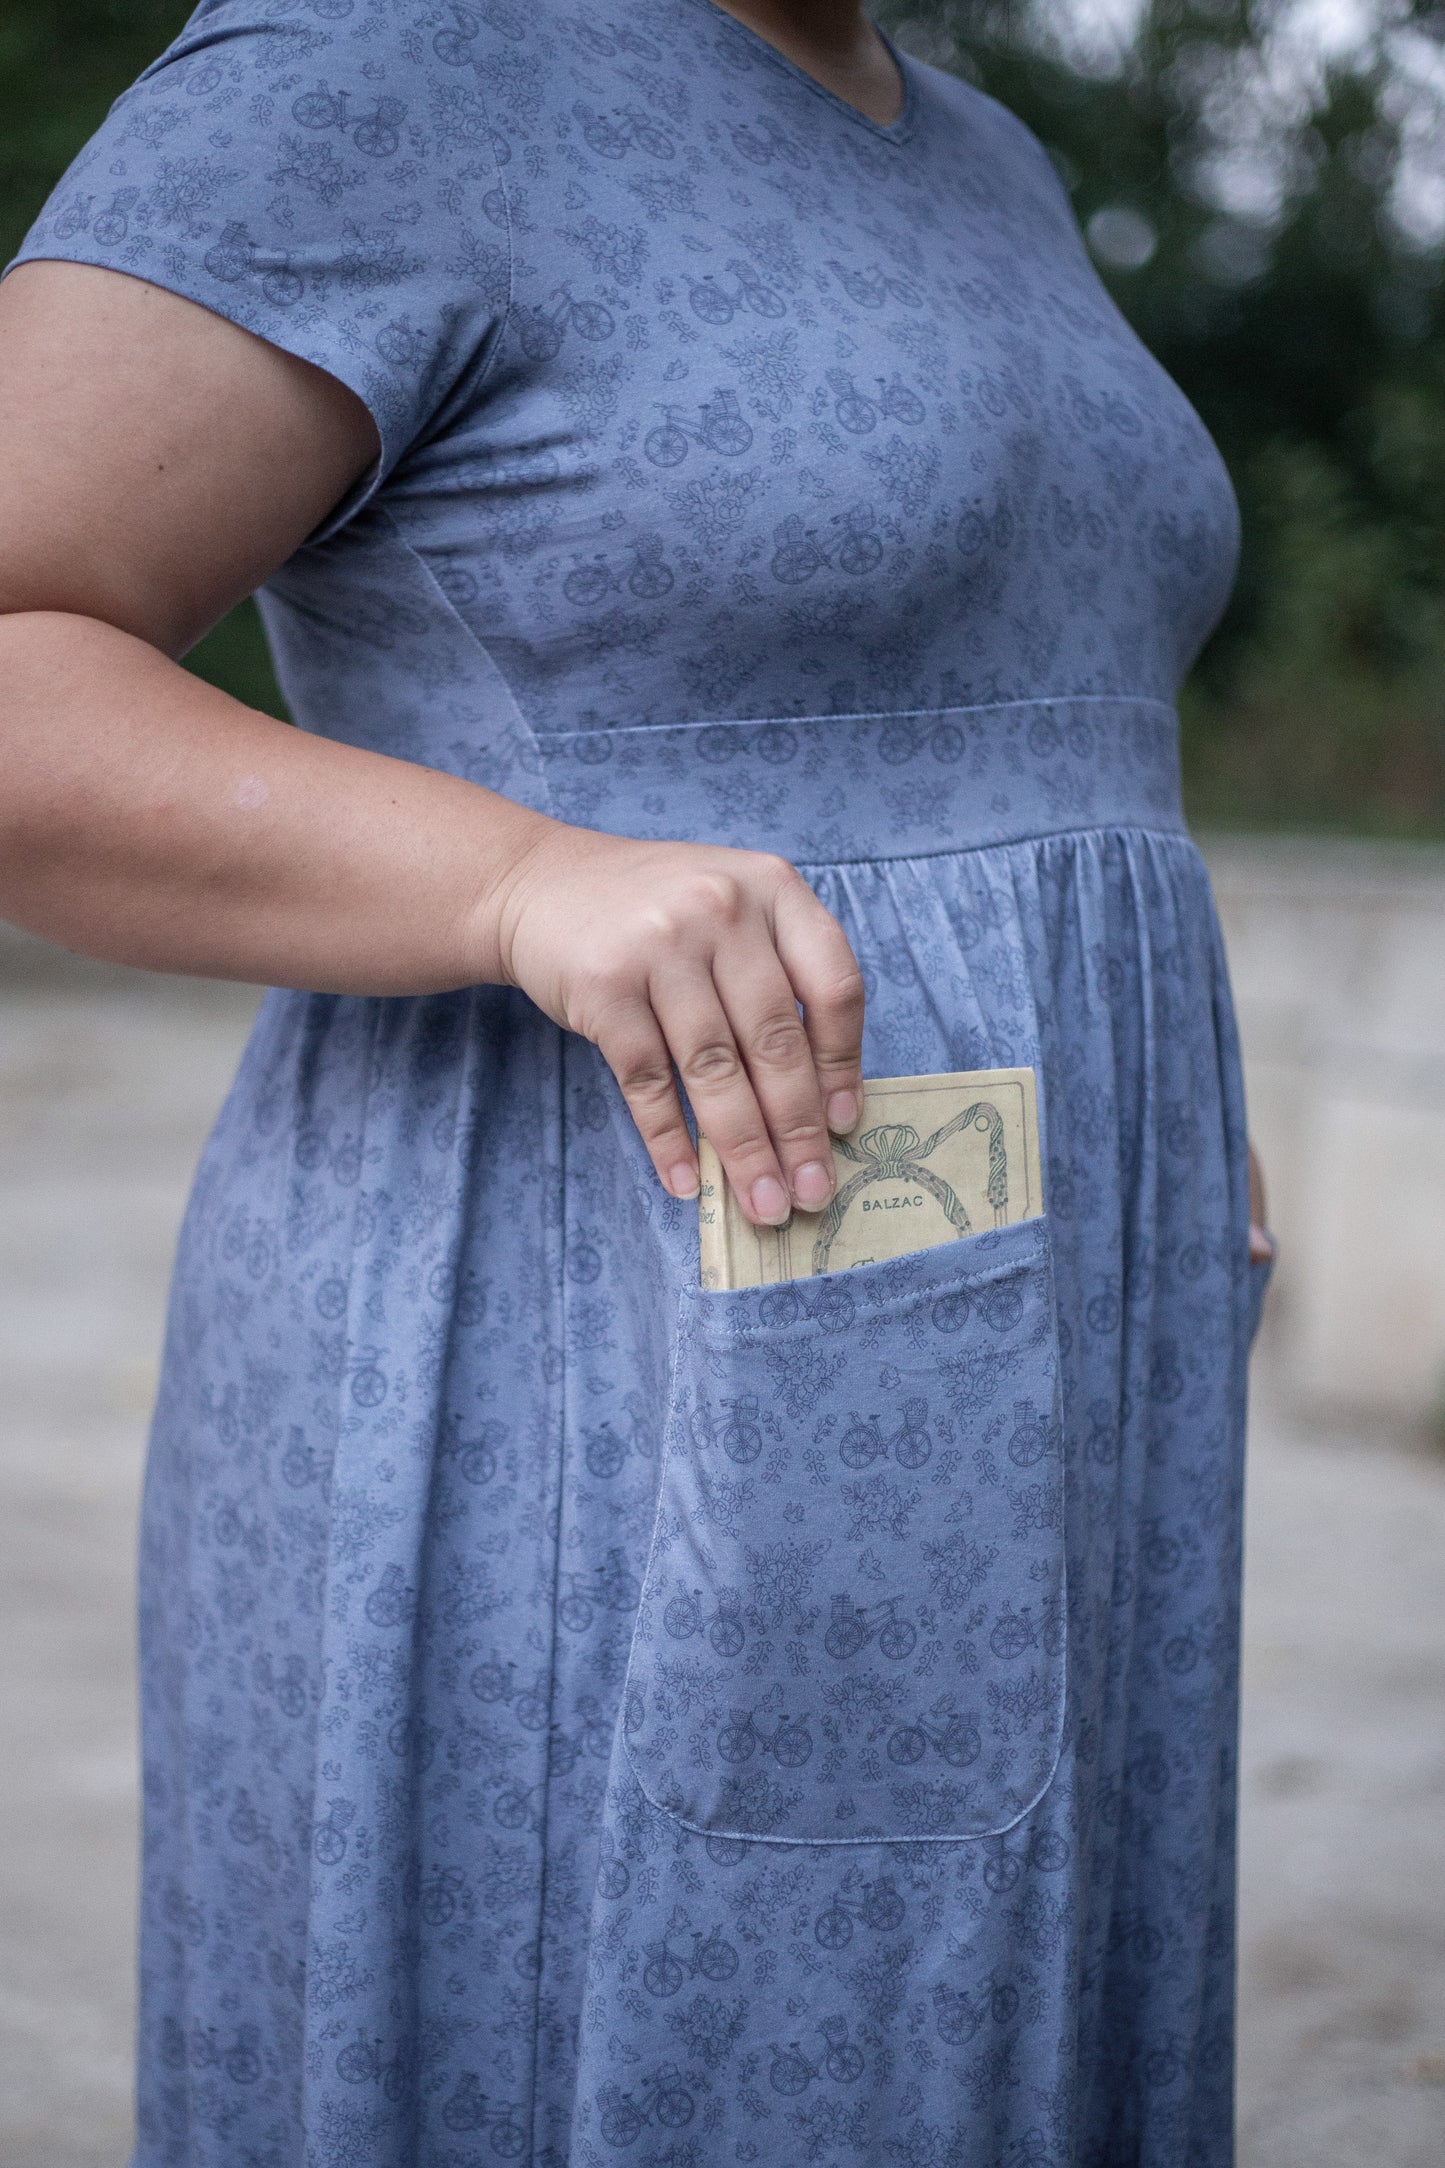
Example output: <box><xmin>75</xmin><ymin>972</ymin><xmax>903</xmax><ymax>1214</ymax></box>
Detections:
<box><xmin>697</xmin><ymin>1068</ymin><xmax>1044</xmax><ymax>1290</ymax></box>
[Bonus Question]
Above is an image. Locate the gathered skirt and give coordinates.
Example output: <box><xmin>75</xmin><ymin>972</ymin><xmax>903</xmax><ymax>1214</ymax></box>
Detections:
<box><xmin>137</xmin><ymin>699</ymin><xmax>1266</xmax><ymax>2168</ymax></box>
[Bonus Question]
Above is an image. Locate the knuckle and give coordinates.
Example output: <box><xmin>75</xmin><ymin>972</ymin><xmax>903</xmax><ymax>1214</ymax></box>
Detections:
<box><xmin>818</xmin><ymin>984</ymin><xmax>866</xmax><ymax>1031</ymax></box>
<box><xmin>690</xmin><ymin>871</ymin><xmax>748</xmax><ymax>927</ymax></box>
<box><xmin>746</xmin><ymin>1013</ymin><xmax>811</xmax><ymax>1069</ymax></box>
<box><xmin>756</xmin><ymin>851</ymin><xmax>801</xmax><ymax>889</ymax></box>
<box><xmin>631</xmin><ymin>1106</ymin><xmax>685</xmax><ymax>1146</ymax></box>
<box><xmin>635</xmin><ymin>1112</ymin><xmax>687</xmax><ymax>1149</ymax></box>
<box><xmin>636</xmin><ymin>905</ymin><xmax>685</xmax><ymax>948</ymax></box>
<box><xmin>615</xmin><ymin>1058</ymin><xmax>676</xmax><ymax>1106</ymax></box>
<box><xmin>810</xmin><ymin>963</ymin><xmax>866</xmax><ymax>1020</ymax></box>
<box><xmin>681</xmin><ymin>1038</ymin><xmax>744</xmax><ymax>1089</ymax></box>
<box><xmin>597</xmin><ymin>1020</ymin><xmax>672</xmax><ymax>1098</ymax></box>
<box><xmin>639</xmin><ymin>872</ymin><xmax>749</xmax><ymax>945</ymax></box>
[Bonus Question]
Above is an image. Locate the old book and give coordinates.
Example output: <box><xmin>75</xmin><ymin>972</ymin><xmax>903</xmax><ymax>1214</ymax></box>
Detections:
<box><xmin>697</xmin><ymin>1067</ymin><xmax>1044</xmax><ymax>1290</ymax></box>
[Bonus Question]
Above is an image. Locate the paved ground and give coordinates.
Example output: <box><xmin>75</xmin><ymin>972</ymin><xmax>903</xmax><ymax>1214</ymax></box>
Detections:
<box><xmin>1</xmin><ymin>933</ymin><xmax>1443</xmax><ymax>2166</ymax></box>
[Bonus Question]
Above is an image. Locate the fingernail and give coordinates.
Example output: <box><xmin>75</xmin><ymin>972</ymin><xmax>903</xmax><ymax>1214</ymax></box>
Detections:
<box><xmin>669</xmin><ymin>1162</ymin><xmax>700</xmax><ymax>1200</ymax></box>
<box><xmin>749</xmin><ymin>1175</ymin><xmax>791</xmax><ymax>1226</ymax></box>
<box><xmin>793</xmin><ymin>1160</ymin><xmax>834</xmax><ymax>1211</ymax></box>
<box><xmin>826</xmin><ymin>1089</ymin><xmax>859</xmax><ymax>1133</ymax></box>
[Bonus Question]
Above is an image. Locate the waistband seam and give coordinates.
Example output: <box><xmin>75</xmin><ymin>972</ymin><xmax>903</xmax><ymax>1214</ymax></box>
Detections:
<box><xmin>541</xmin><ymin>692</ymin><xmax>1177</xmax><ymax>746</ymax></box>
<box><xmin>792</xmin><ymin>818</ymin><xmax>1195</xmax><ymax>871</ymax></box>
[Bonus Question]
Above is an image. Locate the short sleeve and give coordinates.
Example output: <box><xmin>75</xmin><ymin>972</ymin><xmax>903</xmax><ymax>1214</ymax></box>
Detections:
<box><xmin>6</xmin><ymin>0</ymin><xmax>512</xmax><ymax>510</ymax></box>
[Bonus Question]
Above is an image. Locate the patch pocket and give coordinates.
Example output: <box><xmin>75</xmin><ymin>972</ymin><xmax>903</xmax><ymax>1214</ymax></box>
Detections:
<box><xmin>622</xmin><ymin>1216</ymin><xmax>1066</xmax><ymax>1845</ymax></box>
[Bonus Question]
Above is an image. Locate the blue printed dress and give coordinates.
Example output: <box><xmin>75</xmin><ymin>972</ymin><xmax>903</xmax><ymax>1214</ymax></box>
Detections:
<box><xmin>15</xmin><ymin>4</ymin><xmax>1270</xmax><ymax>2163</ymax></box>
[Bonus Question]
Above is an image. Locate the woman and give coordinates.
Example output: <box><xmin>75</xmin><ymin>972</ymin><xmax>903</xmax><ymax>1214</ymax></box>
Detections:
<box><xmin>0</xmin><ymin>0</ymin><xmax>1273</xmax><ymax>2161</ymax></box>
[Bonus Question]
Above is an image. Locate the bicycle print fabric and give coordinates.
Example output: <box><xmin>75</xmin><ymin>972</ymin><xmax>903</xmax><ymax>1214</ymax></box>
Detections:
<box><xmin>626</xmin><ymin>1218</ymin><xmax>1066</xmax><ymax>1842</ymax></box>
<box><xmin>12</xmin><ymin>1</ymin><xmax>1266</xmax><ymax>2164</ymax></box>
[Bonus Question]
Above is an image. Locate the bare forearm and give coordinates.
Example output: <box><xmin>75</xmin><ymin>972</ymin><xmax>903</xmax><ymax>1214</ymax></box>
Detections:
<box><xmin>0</xmin><ymin>611</ymin><xmax>551</xmax><ymax>993</ymax></box>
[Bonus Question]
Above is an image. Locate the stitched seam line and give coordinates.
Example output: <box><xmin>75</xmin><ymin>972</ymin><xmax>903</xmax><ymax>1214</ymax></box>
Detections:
<box><xmin>541</xmin><ymin>692</ymin><xmax>1178</xmax><ymax>742</ymax></box>
<box><xmin>622</xmin><ymin>1719</ymin><xmax>1068</xmax><ymax>1848</ymax></box>
<box><xmin>457</xmin><ymin>52</ymin><xmax>516</xmax><ymax>413</ymax></box>
<box><xmin>524</xmin><ymin>1025</ymin><xmax>567</xmax><ymax>2162</ymax></box>
<box><xmin>377</xmin><ymin>510</ymin><xmax>555</xmax><ymax>820</ymax></box>
<box><xmin>793</xmin><ymin>822</ymin><xmax>1195</xmax><ymax>871</ymax></box>
<box><xmin>687</xmin><ymin>1228</ymin><xmax>1051</xmax><ymax>1349</ymax></box>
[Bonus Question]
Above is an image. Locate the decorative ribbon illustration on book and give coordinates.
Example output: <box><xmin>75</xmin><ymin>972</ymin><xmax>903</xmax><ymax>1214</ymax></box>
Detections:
<box><xmin>811</xmin><ymin>1104</ymin><xmax>1009</xmax><ymax>1273</ymax></box>
<box><xmin>696</xmin><ymin>1068</ymin><xmax>1042</xmax><ymax>1291</ymax></box>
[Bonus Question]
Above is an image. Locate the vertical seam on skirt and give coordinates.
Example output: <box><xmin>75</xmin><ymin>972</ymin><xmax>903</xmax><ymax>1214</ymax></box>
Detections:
<box><xmin>526</xmin><ymin>1019</ymin><xmax>568</xmax><ymax>2162</ymax></box>
<box><xmin>300</xmin><ymin>994</ymin><xmax>386</xmax><ymax>2147</ymax></box>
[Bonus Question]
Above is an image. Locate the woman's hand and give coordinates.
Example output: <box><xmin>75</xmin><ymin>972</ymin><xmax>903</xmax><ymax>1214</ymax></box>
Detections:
<box><xmin>1248</xmin><ymin>1140</ymin><xmax>1273</xmax><ymax>1263</ymax></box>
<box><xmin>494</xmin><ymin>826</ymin><xmax>865</xmax><ymax>1227</ymax></box>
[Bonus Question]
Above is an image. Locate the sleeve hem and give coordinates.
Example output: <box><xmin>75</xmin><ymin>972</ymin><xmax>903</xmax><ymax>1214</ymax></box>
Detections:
<box><xmin>3</xmin><ymin>246</ymin><xmax>398</xmax><ymax>541</ymax></box>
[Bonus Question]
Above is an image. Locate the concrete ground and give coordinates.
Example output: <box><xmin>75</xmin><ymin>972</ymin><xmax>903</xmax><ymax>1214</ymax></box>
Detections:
<box><xmin>1</xmin><ymin>934</ymin><xmax>1443</xmax><ymax>2166</ymax></box>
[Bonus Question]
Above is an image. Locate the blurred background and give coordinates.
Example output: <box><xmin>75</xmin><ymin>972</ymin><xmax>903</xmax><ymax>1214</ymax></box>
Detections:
<box><xmin>1</xmin><ymin>0</ymin><xmax>1444</xmax><ymax>2162</ymax></box>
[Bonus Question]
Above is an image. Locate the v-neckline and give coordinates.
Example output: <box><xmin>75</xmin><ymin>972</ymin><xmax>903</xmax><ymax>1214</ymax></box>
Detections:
<box><xmin>677</xmin><ymin>0</ymin><xmax>917</xmax><ymax>145</ymax></box>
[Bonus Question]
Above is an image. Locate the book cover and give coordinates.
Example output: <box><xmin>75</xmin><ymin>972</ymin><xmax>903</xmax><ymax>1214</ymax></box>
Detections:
<box><xmin>697</xmin><ymin>1067</ymin><xmax>1044</xmax><ymax>1290</ymax></box>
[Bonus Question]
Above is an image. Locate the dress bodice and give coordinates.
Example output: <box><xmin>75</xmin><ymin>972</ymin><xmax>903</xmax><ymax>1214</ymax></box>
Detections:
<box><xmin>18</xmin><ymin>0</ymin><xmax>1240</xmax><ymax>777</ymax></box>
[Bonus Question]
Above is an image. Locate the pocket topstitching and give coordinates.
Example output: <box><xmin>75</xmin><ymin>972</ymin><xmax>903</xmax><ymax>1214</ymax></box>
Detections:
<box><xmin>622</xmin><ymin>1216</ymin><xmax>1067</xmax><ymax>1845</ymax></box>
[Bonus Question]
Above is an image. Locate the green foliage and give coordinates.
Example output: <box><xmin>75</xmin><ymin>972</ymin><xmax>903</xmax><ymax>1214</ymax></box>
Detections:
<box><xmin>1182</xmin><ymin>376</ymin><xmax>1445</xmax><ymax>832</ymax></box>
<box><xmin>883</xmin><ymin>0</ymin><xmax>1445</xmax><ymax>831</ymax></box>
<box><xmin>5</xmin><ymin>0</ymin><xmax>1444</xmax><ymax>825</ymax></box>
<box><xmin>184</xmin><ymin>599</ymin><xmax>292</xmax><ymax>722</ymax></box>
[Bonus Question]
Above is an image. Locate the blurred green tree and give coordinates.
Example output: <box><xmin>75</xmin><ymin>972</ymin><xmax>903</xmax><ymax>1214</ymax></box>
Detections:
<box><xmin>880</xmin><ymin>0</ymin><xmax>1445</xmax><ymax>830</ymax></box>
<box><xmin>5</xmin><ymin>0</ymin><xmax>1445</xmax><ymax>823</ymax></box>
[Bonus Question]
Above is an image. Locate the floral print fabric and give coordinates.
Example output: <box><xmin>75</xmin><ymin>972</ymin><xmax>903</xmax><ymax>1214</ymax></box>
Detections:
<box><xmin>13</xmin><ymin>2</ymin><xmax>1265</xmax><ymax>2164</ymax></box>
<box><xmin>627</xmin><ymin>1217</ymin><xmax>1067</xmax><ymax>1845</ymax></box>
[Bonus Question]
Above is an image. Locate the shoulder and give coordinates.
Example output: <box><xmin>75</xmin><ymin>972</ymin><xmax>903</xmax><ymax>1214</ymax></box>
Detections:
<box><xmin>26</xmin><ymin>2</ymin><xmax>518</xmax><ymax>288</ymax></box>
<box><xmin>105</xmin><ymin>0</ymin><xmax>624</xmax><ymax>186</ymax></box>
<box><xmin>16</xmin><ymin>2</ymin><xmax>533</xmax><ymax>485</ymax></box>
<box><xmin>89</xmin><ymin>2</ymin><xmax>530</xmax><ymax>165</ymax></box>
<box><xmin>902</xmin><ymin>55</ymin><xmax>1079</xmax><ymax>225</ymax></box>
